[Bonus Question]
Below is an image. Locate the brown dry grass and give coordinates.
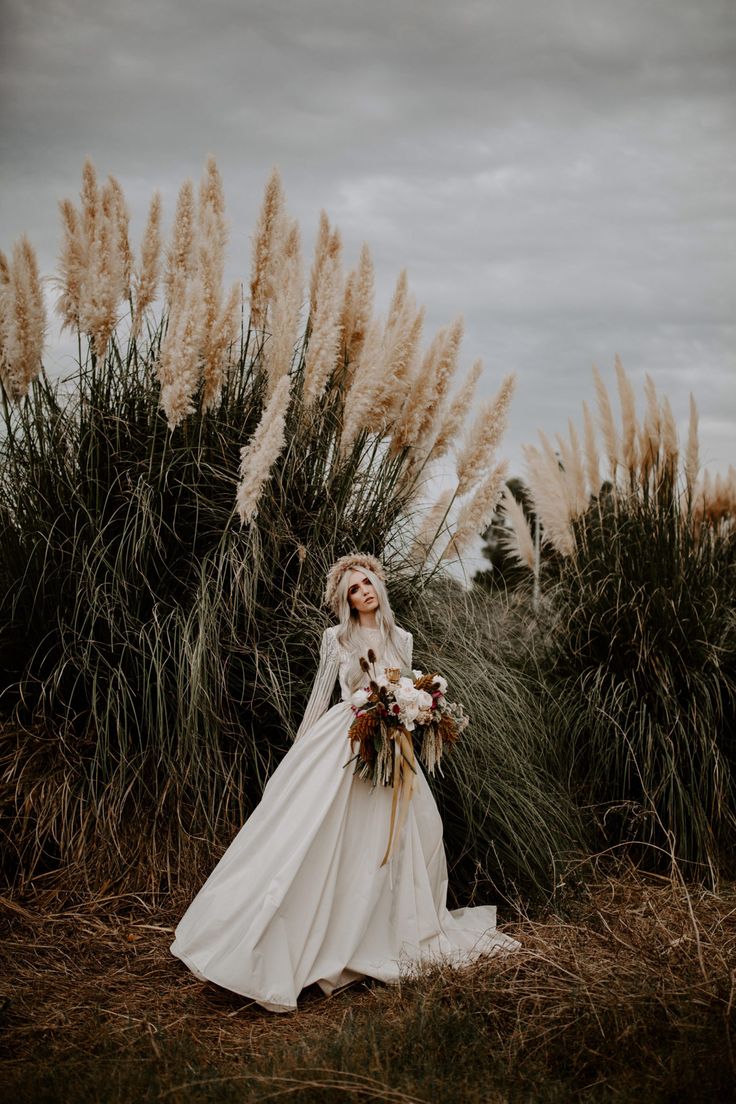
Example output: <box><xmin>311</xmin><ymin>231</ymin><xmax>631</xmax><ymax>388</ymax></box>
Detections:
<box><xmin>1</xmin><ymin>865</ymin><xmax>734</xmax><ymax>1103</ymax></box>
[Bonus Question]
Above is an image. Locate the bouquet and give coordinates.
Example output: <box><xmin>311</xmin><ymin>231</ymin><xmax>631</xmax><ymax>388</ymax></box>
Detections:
<box><xmin>345</xmin><ymin>649</ymin><xmax>469</xmax><ymax>866</ymax></box>
<box><xmin>346</xmin><ymin>652</ymin><xmax>468</xmax><ymax>785</ymax></box>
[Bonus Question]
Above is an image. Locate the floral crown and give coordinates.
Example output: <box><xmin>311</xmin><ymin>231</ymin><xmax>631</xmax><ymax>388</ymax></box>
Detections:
<box><xmin>323</xmin><ymin>553</ymin><xmax>387</xmax><ymax>616</ymax></box>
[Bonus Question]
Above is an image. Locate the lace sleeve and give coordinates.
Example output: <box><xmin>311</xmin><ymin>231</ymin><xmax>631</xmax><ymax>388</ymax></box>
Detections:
<box><xmin>294</xmin><ymin>628</ymin><xmax>339</xmax><ymax>743</ymax></box>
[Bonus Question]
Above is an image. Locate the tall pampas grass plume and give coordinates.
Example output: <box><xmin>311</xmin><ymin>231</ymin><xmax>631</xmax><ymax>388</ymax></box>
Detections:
<box><xmin>498</xmin><ymin>484</ymin><xmax>536</xmax><ymax>571</ymax></box>
<box><xmin>131</xmin><ymin>191</ymin><xmax>162</xmax><ymax>338</ymax></box>
<box><xmin>157</xmin><ymin>274</ymin><xmax>206</xmax><ymax>430</ymax></box>
<box><xmin>236</xmin><ymin>373</ymin><xmax>293</xmax><ymax>524</ymax></box>
<box><xmin>440</xmin><ymin>460</ymin><xmax>508</xmax><ymax>561</ymax></box>
<box><xmin>593</xmin><ymin>362</ymin><xmax>619</xmax><ymax>480</ymax></box>
<box><xmin>263</xmin><ymin>218</ymin><xmax>303</xmax><ymax>399</ymax></box>
<box><xmin>165</xmin><ymin>179</ymin><xmax>197</xmax><ymax>309</ymax></box>
<box><xmin>455</xmin><ymin>373</ymin><xmax>516</xmax><ymax>496</ymax></box>
<box><xmin>249</xmin><ymin>167</ymin><xmax>287</xmax><ymax>332</ymax></box>
<box><xmin>302</xmin><ymin>213</ymin><xmax>343</xmax><ymax>410</ymax></box>
<box><xmin>0</xmin><ymin>234</ymin><xmax>47</xmax><ymax>401</ymax></box>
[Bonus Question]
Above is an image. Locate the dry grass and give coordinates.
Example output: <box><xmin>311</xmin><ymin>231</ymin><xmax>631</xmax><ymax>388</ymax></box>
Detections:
<box><xmin>2</xmin><ymin>864</ymin><xmax>734</xmax><ymax>1102</ymax></box>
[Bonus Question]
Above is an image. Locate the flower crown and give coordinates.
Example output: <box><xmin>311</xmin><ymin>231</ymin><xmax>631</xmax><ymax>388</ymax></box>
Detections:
<box><xmin>323</xmin><ymin>553</ymin><xmax>387</xmax><ymax>616</ymax></box>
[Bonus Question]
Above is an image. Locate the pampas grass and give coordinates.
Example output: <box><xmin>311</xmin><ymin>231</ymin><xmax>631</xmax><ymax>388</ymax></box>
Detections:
<box><xmin>0</xmin><ymin>155</ymin><xmax>521</xmax><ymax>901</ymax></box>
<box><xmin>236</xmin><ymin>374</ymin><xmax>292</xmax><ymax>524</ymax></box>
<box><xmin>455</xmin><ymin>373</ymin><xmax>516</xmax><ymax>496</ymax></box>
<box><xmin>164</xmin><ymin>179</ymin><xmax>197</xmax><ymax>309</ymax></box>
<box><xmin>0</xmin><ymin>236</ymin><xmax>47</xmax><ymax>402</ymax></box>
<box><xmin>302</xmin><ymin>214</ymin><xmax>343</xmax><ymax>410</ymax></box>
<box><xmin>500</xmin><ymin>360</ymin><xmax>736</xmax><ymax>880</ymax></box>
<box><xmin>131</xmin><ymin>190</ymin><xmax>162</xmax><ymax>338</ymax></box>
<box><xmin>248</xmin><ymin>166</ymin><xmax>286</xmax><ymax>333</ymax></box>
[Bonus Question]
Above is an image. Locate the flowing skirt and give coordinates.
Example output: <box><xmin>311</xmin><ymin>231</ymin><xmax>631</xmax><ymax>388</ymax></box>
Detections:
<box><xmin>170</xmin><ymin>701</ymin><xmax>520</xmax><ymax>1012</ymax></box>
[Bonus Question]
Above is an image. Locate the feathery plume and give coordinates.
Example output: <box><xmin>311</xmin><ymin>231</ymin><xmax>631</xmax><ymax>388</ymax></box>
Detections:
<box><xmin>157</xmin><ymin>275</ymin><xmax>206</xmax><ymax>430</ymax></box>
<box><xmin>684</xmin><ymin>393</ymin><xmax>700</xmax><ymax>496</ymax></box>
<box><xmin>639</xmin><ymin>373</ymin><xmax>661</xmax><ymax>476</ymax></box>
<box><xmin>249</xmin><ymin>167</ymin><xmax>286</xmax><ymax>331</ymax></box>
<box><xmin>309</xmin><ymin>210</ymin><xmax>331</xmax><ymax>321</ymax></box>
<box><xmin>366</xmin><ymin>271</ymin><xmax>423</xmax><ymax>426</ymax></box>
<box><xmin>80</xmin><ymin>157</ymin><xmax>99</xmax><ymax>247</ymax></box>
<box><xmin>302</xmin><ymin>222</ymin><xmax>343</xmax><ymax>409</ymax></box>
<box><xmin>107</xmin><ymin>175</ymin><xmax>132</xmax><ymax>295</ymax></box>
<box><xmin>392</xmin><ymin>315</ymin><xmax>465</xmax><ymax>461</ymax></box>
<box><xmin>417</xmin><ymin>314</ymin><xmax>464</xmax><ymax>445</ymax></box>
<box><xmin>660</xmin><ymin>395</ymin><xmax>679</xmax><ymax>473</ymax></box>
<box><xmin>498</xmin><ymin>484</ymin><xmax>536</xmax><ymax>571</ymax></box>
<box><xmin>389</xmin><ymin>325</ymin><xmax>447</xmax><ymax>455</ymax></box>
<box><xmin>364</xmin><ymin>299</ymin><xmax>425</xmax><ymax>432</ymax></box>
<box><xmin>197</xmin><ymin>164</ymin><xmax>230</xmax><ymax>412</ymax></box>
<box><xmin>131</xmin><ymin>190</ymin><xmax>162</xmax><ymax>338</ymax></box>
<box><xmin>165</xmin><ymin>179</ymin><xmax>197</xmax><ymax>309</ymax></box>
<box><xmin>455</xmin><ymin>372</ymin><xmax>516</xmax><ymax>496</ymax></box>
<box><xmin>558</xmin><ymin>418</ymin><xmax>587</xmax><ymax>515</ymax></box>
<box><xmin>386</xmin><ymin>268</ymin><xmax>408</xmax><ymax>334</ymax></box>
<box><xmin>592</xmin><ymin>363</ymin><xmax>619</xmax><ymax>481</ymax></box>
<box><xmin>236</xmin><ymin>373</ymin><xmax>293</xmax><ymax>524</ymax></box>
<box><xmin>615</xmin><ymin>354</ymin><xmax>638</xmax><ymax>475</ymax></box>
<box><xmin>202</xmin><ymin>279</ymin><xmax>241</xmax><ymax>411</ymax></box>
<box><xmin>55</xmin><ymin>198</ymin><xmax>86</xmax><ymax>333</ymax></box>
<box><xmin>581</xmin><ymin>399</ymin><xmax>600</xmax><ymax>498</ymax></box>
<box><xmin>262</xmin><ymin>217</ymin><xmax>303</xmax><ymax>398</ymax></box>
<box><xmin>0</xmin><ymin>235</ymin><xmax>47</xmax><ymax>401</ymax></box>
<box><xmin>343</xmin><ymin>242</ymin><xmax>374</xmax><ymax>369</ymax></box>
<box><xmin>440</xmin><ymin>460</ymin><xmax>508</xmax><ymax>561</ymax></box>
<box><xmin>428</xmin><ymin>358</ymin><xmax>483</xmax><ymax>464</ymax></box>
<box><xmin>198</xmin><ymin>154</ymin><xmax>227</xmax><ymax>253</ymax></box>
<box><xmin>408</xmin><ymin>487</ymin><xmax>455</xmax><ymax>564</ymax></box>
<box><xmin>522</xmin><ymin>442</ymin><xmax>575</xmax><ymax>557</ymax></box>
<box><xmin>339</xmin><ymin>316</ymin><xmax>386</xmax><ymax>454</ymax></box>
<box><xmin>78</xmin><ymin>177</ymin><xmax>126</xmax><ymax>357</ymax></box>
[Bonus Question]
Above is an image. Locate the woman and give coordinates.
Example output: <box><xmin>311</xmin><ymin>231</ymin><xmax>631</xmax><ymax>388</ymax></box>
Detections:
<box><xmin>170</xmin><ymin>552</ymin><xmax>519</xmax><ymax>1012</ymax></box>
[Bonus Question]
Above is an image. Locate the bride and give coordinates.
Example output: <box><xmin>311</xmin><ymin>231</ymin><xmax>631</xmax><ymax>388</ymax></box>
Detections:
<box><xmin>170</xmin><ymin>552</ymin><xmax>520</xmax><ymax>1012</ymax></box>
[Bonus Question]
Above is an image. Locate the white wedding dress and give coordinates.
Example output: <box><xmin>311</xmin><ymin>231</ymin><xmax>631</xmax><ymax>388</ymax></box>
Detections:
<box><xmin>170</xmin><ymin>623</ymin><xmax>520</xmax><ymax>1012</ymax></box>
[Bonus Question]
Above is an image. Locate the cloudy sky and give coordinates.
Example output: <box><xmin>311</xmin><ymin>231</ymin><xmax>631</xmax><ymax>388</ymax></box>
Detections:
<box><xmin>1</xmin><ymin>0</ymin><xmax>734</xmax><ymax>499</ymax></box>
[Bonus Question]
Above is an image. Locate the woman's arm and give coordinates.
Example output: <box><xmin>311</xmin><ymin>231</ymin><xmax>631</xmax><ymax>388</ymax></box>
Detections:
<box><xmin>294</xmin><ymin>628</ymin><xmax>339</xmax><ymax>742</ymax></box>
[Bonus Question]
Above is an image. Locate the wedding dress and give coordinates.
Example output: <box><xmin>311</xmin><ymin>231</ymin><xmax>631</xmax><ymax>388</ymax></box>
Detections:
<box><xmin>170</xmin><ymin>623</ymin><xmax>520</xmax><ymax>1012</ymax></box>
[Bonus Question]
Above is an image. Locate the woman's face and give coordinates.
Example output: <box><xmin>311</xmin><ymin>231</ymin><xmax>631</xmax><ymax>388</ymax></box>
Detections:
<box><xmin>346</xmin><ymin>569</ymin><xmax>379</xmax><ymax>615</ymax></box>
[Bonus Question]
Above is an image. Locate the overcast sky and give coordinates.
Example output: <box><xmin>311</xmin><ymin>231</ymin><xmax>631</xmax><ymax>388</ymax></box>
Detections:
<box><xmin>1</xmin><ymin>0</ymin><xmax>734</xmax><ymax>505</ymax></box>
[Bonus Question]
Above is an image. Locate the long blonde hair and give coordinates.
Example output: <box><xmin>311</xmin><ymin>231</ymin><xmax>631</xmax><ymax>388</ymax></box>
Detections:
<box><xmin>333</xmin><ymin>565</ymin><xmax>409</xmax><ymax>690</ymax></box>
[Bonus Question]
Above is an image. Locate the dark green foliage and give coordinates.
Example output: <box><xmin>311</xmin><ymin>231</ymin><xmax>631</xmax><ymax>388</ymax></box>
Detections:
<box><xmin>0</xmin><ymin>324</ymin><xmax>425</xmax><ymax>893</ymax></box>
<box><xmin>538</xmin><ymin>473</ymin><xmax>736</xmax><ymax>879</ymax></box>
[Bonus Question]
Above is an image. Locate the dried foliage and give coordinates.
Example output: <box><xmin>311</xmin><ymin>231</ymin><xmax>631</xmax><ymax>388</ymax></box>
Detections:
<box><xmin>2</xmin><ymin>866</ymin><xmax>734</xmax><ymax>1103</ymax></box>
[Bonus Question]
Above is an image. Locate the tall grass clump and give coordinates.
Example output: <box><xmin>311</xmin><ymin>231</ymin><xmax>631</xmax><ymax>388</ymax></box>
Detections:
<box><xmin>502</xmin><ymin>357</ymin><xmax>736</xmax><ymax>881</ymax></box>
<box><xmin>0</xmin><ymin>156</ymin><xmax>563</xmax><ymax>901</ymax></box>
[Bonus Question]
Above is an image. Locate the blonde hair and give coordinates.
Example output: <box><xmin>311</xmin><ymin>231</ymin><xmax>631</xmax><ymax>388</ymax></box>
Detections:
<box><xmin>332</xmin><ymin>565</ymin><xmax>409</xmax><ymax>691</ymax></box>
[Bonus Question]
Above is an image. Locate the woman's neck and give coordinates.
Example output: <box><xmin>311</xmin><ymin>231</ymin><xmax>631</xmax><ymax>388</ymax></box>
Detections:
<box><xmin>355</xmin><ymin>613</ymin><xmax>379</xmax><ymax>629</ymax></box>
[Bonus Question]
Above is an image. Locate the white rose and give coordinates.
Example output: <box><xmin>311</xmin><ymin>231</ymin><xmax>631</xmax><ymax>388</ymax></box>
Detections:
<box><xmin>351</xmin><ymin>688</ymin><xmax>370</xmax><ymax>708</ymax></box>
<box><xmin>416</xmin><ymin>689</ymin><xmax>433</xmax><ymax>710</ymax></box>
<box><xmin>395</xmin><ymin>686</ymin><xmax>419</xmax><ymax>709</ymax></box>
<box><xmin>433</xmin><ymin>675</ymin><xmax>448</xmax><ymax>695</ymax></box>
<box><xmin>398</xmin><ymin>676</ymin><xmax>415</xmax><ymax>691</ymax></box>
<box><xmin>412</xmin><ymin>669</ymin><xmax>423</xmax><ymax>680</ymax></box>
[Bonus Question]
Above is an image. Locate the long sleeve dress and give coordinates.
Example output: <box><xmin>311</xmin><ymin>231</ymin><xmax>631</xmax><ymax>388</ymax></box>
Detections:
<box><xmin>170</xmin><ymin>623</ymin><xmax>520</xmax><ymax>1013</ymax></box>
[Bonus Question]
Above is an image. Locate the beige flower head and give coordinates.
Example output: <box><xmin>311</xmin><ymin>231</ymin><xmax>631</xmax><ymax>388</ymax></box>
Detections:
<box><xmin>323</xmin><ymin>552</ymin><xmax>386</xmax><ymax>616</ymax></box>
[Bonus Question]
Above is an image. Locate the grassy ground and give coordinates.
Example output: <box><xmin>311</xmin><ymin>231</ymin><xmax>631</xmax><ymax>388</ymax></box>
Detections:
<box><xmin>1</xmin><ymin>865</ymin><xmax>734</xmax><ymax>1103</ymax></box>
